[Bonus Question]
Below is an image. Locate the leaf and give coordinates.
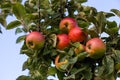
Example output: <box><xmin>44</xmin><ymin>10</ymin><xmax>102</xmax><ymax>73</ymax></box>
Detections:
<box><xmin>106</xmin><ymin>21</ymin><xmax>117</xmax><ymax>28</ymax></box>
<box><xmin>16</xmin><ymin>35</ymin><xmax>26</xmax><ymax>43</ymax></box>
<box><xmin>76</xmin><ymin>0</ymin><xmax>88</xmax><ymax>3</ymax></box>
<box><xmin>64</xmin><ymin>66</ymin><xmax>87</xmax><ymax>80</ymax></box>
<box><xmin>114</xmin><ymin>50</ymin><xmax>120</xmax><ymax>63</ymax></box>
<box><xmin>16</xmin><ymin>75</ymin><xmax>31</xmax><ymax>80</ymax></box>
<box><xmin>81</xmin><ymin>67</ymin><xmax>92</xmax><ymax>80</ymax></box>
<box><xmin>88</xmin><ymin>28</ymin><xmax>99</xmax><ymax>38</ymax></box>
<box><xmin>111</xmin><ymin>9</ymin><xmax>120</xmax><ymax>18</ymax></box>
<box><xmin>104</xmin><ymin>12</ymin><xmax>115</xmax><ymax>18</ymax></box>
<box><xmin>22</xmin><ymin>61</ymin><xmax>28</xmax><ymax>71</ymax></box>
<box><xmin>49</xmin><ymin>34</ymin><xmax>57</xmax><ymax>47</ymax></box>
<box><xmin>0</xmin><ymin>26</ymin><xmax>2</xmax><ymax>34</ymax></box>
<box><xmin>12</xmin><ymin>2</ymin><xmax>26</xmax><ymax>19</ymax></box>
<box><xmin>102</xmin><ymin>56</ymin><xmax>114</xmax><ymax>76</ymax></box>
<box><xmin>0</xmin><ymin>16</ymin><xmax>7</xmax><ymax>27</ymax></box>
<box><xmin>68</xmin><ymin>47</ymin><xmax>74</xmax><ymax>56</ymax></box>
<box><xmin>96</xmin><ymin>11</ymin><xmax>106</xmax><ymax>33</ymax></box>
<box><xmin>68</xmin><ymin>57</ymin><xmax>78</xmax><ymax>64</ymax></box>
<box><xmin>47</xmin><ymin>67</ymin><xmax>57</xmax><ymax>76</ymax></box>
<box><xmin>15</xmin><ymin>28</ymin><xmax>23</xmax><ymax>35</ymax></box>
<box><xmin>6</xmin><ymin>20</ymin><xmax>21</xmax><ymax>30</ymax></box>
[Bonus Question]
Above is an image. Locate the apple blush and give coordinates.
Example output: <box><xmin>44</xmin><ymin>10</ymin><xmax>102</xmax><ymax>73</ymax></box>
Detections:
<box><xmin>26</xmin><ymin>31</ymin><xmax>45</xmax><ymax>50</ymax></box>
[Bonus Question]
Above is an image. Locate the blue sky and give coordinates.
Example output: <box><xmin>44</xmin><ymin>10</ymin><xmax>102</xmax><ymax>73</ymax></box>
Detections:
<box><xmin>0</xmin><ymin>0</ymin><xmax>120</xmax><ymax>80</ymax></box>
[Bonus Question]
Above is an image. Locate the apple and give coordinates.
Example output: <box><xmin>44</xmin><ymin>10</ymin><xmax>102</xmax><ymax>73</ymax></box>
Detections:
<box><xmin>68</xmin><ymin>27</ymin><xmax>87</xmax><ymax>42</ymax></box>
<box><xmin>59</xmin><ymin>17</ymin><xmax>77</xmax><ymax>33</ymax></box>
<box><xmin>57</xmin><ymin>34</ymin><xmax>70</xmax><ymax>50</ymax></box>
<box><xmin>74</xmin><ymin>43</ymin><xmax>85</xmax><ymax>55</ymax></box>
<box><xmin>85</xmin><ymin>38</ymin><xmax>106</xmax><ymax>59</ymax></box>
<box><xmin>26</xmin><ymin>31</ymin><xmax>45</xmax><ymax>50</ymax></box>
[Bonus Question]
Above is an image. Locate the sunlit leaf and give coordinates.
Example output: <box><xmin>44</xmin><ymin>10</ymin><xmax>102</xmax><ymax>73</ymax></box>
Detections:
<box><xmin>12</xmin><ymin>2</ymin><xmax>26</xmax><ymax>19</ymax></box>
<box><xmin>6</xmin><ymin>20</ymin><xmax>21</xmax><ymax>30</ymax></box>
<box><xmin>96</xmin><ymin>11</ymin><xmax>106</xmax><ymax>33</ymax></box>
<box><xmin>111</xmin><ymin>9</ymin><xmax>120</xmax><ymax>18</ymax></box>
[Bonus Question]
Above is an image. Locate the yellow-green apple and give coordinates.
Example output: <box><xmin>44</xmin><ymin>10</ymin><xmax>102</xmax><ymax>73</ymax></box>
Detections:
<box><xmin>74</xmin><ymin>43</ymin><xmax>85</xmax><ymax>55</ymax></box>
<box><xmin>85</xmin><ymin>38</ymin><xmax>106</xmax><ymax>59</ymax></box>
<box><xmin>57</xmin><ymin>34</ymin><xmax>70</xmax><ymax>50</ymax></box>
<box><xmin>26</xmin><ymin>31</ymin><xmax>45</xmax><ymax>50</ymax></box>
<box><xmin>68</xmin><ymin>27</ymin><xmax>87</xmax><ymax>42</ymax></box>
<box><xmin>59</xmin><ymin>17</ymin><xmax>77</xmax><ymax>33</ymax></box>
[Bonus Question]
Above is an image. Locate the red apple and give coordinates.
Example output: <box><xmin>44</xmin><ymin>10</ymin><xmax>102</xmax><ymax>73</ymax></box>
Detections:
<box><xmin>86</xmin><ymin>38</ymin><xmax>106</xmax><ymax>59</ymax></box>
<box><xmin>68</xmin><ymin>27</ymin><xmax>87</xmax><ymax>42</ymax></box>
<box><xmin>59</xmin><ymin>17</ymin><xmax>77</xmax><ymax>33</ymax></box>
<box><xmin>57</xmin><ymin>34</ymin><xmax>70</xmax><ymax>50</ymax></box>
<box><xmin>26</xmin><ymin>31</ymin><xmax>45</xmax><ymax>50</ymax></box>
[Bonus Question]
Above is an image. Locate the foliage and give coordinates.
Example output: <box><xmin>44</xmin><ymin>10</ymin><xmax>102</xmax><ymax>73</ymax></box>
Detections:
<box><xmin>0</xmin><ymin>0</ymin><xmax>120</xmax><ymax>80</ymax></box>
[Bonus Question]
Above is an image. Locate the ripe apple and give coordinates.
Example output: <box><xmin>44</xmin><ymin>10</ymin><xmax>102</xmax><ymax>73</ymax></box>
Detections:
<box><xmin>85</xmin><ymin>38</ymin><xmax>106</xmax><ymax>59</ymax></box>
<box><xmin>57</xmin><ymin>34</ymin><xmax>70</xmax><ymax>50</ymax></box>
<box><xmin>68</xmin><ymin>27</ymin><xmax>87</xmax><ymax>42</ymax></box>
<box><xmin>26</xmin><ymin>31</ymin><xmax>45</xmax><ymax>50</ymax></box>
<box><xmin>74</xmin><ymin>43</ymin><xmax>85</xmax><ymax>55</ymax></box>
<box><xmin>59</xmin><ymin>17</ymin><xmax>77</xmax><ymax>33</ymax></box>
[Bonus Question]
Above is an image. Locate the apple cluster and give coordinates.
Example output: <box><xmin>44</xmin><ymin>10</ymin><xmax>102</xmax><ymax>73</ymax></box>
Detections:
<box><xmin>56</xmin><ymin>17</ymin><xmax>106</xmax><ymax>59</ymax></box>
<box><xmin>25</xmin><ymin>17</ymin><xmax>106</xmax><ymax>71</ymax></box>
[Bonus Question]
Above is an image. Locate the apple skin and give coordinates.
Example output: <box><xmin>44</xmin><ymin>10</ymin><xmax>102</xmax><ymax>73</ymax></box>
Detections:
<box><xmin>74</xmin><ymin>44</ymin><xmax>85</xmax><ymax>55</ymax></box>
<box><xmin>68</xmin><ymin>27</ymin><xmax>87</xmax><ymax>42</ymax></box>
<box><xmin>85</xmin><ymin>38</ymin><xmax>106</xmax><ymax>59</ymax></box>
<box><xmin>59</xmin><ymin>17</ymin><xmax>77</xmax><ymax>33</ymax></box>
<box><xmin>26</xmin><ymin>31</ymin><xmax>45</xmax><ymax>50</ymax></box>
<box><xmin>57</xmin><ymin>34</ymin><xmax>70</xmax><ymax>50</ymax></box>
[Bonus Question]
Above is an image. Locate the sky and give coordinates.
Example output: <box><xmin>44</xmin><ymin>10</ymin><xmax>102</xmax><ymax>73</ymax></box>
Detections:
<box><xmin>0</xmin><ymin>0</ymin><xmax>120</xmax><ymax>80</ymax></box>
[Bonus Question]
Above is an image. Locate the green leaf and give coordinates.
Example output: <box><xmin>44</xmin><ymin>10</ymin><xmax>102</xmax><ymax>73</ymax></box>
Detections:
<box><xmin>88</xmin><ymin>28</ymin><xmax>99</xmax><ymax>38</ymax></box>
<box><xmin>0</xmin><ymin>26</ymin><xmax>2</xmax><ymax>33</ymax></box>
<box><xmin>16</xmin><ymin>35</ymin><xmax>26</xmax><ymax>43</ymax></box>
<box><xmin>81</xmin><ymin>67</ymin><xmax>92</xmax><ymax>80</ymax></box>
<box><xmin>64</xmin><ymin>66</ymin><xmax>87</xmax><ymax>80</ymax></box>
<box><xmin>0</xmin><ymin>16</ymin><xmax>7</xmax><ymax>27</ymax></box>
<box><xmin>68</xmin><ymin>57</ymin><xmax>78</xmax><ymax>64</ymax></box>
<box><xmin>102</xmin><ymin>56</ymin><xmax>114</xmax><ymax>76</ymax></box>
<box><xmin>111</xmin><ymin>9</ymin><xmax>120</xmax><ymax>18</ymax></box>
<box><xmin>96</xmin><ymin>11</ymin><xmax>106</xmax><ymax>33</ymax></box>
<box><xmin>22</xmin><ymin>61</ymin><xmax>28</xmax><ymax>71</ymax></box>
<box><xmin>68</xmin><ymin>47</ymin><xmax>74</xmax><ymax>56</ymax></box>
<box><xmin>16</xmin><ymin>75</ymin><xmax>31</xmax><ymax>80</ymax></box>
<box><xmin>47</xmin><ymin>67</ymin><xmax>57</xmax><ymax>76</ymax></box>
<box><xmin>76</xmin><ymin>0</ymin><xmax>88</xmax><ymax>3</ymax></box>
<box><xmin>6</xmin><ymin>20</ymin><xmax>21</xmax><ymax>30</ymax></box>
<box><xmin>104</xmin><ymin>12</ymin><xmax>115</xmax><ymax>18</ymax></box>
<box><xmin>15</xmin><ymin>28</ymin><xmax>23</xmax><ymax>35</ymax></box>
<box><xmin>114</xmin><ymin>50</ymin><xmax>120</xmax><ymax>63</ymax></box>
<box><xmin>106</xmin><ymin>21</ymin><xmax>117</xmax><ymax>28</ymax></box>
<box><xmin>12</xmin><ymin>2</ymin><xmax>26</xmax><ymax>19</ymax></box>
